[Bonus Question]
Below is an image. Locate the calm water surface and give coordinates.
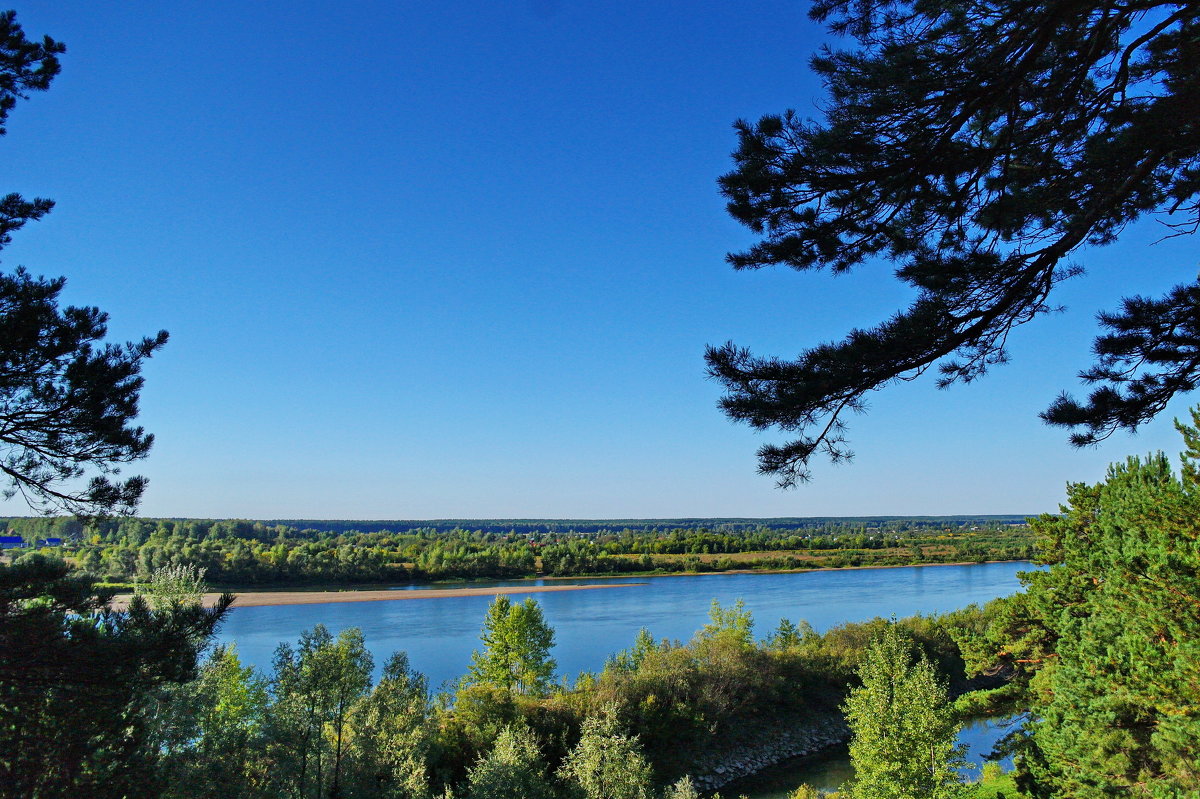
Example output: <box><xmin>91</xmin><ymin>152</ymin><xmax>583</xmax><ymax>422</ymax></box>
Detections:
<box><xmin>217</xmin><ymin>561</ymin><xmax>1031</xmax><ymax>688</ymax></box>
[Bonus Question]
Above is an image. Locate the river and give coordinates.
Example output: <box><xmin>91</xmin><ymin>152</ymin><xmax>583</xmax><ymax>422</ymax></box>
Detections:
<box><xmin>216</xmin><ymin>562</ymin><xmax>1030</xmax><ymax>797</ymax></box>
<box><xmin>216</xmin><ymin>561</ymin><xmax>1030</xmax><ymax>689</ymax></box>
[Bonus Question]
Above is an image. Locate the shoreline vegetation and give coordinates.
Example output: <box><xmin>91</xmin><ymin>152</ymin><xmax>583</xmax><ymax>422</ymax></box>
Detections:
<box><xmin>145</xmin><ymin>584</ymin><xmax>1006</xmax><ymax>799</ymax></box>
<box><xmin>1</xmin><ymin>514</ymin><xmax>1036</xmax><ymax>590</ymax></box>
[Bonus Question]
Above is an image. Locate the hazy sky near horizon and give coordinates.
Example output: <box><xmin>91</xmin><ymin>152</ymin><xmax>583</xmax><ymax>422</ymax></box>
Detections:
<box><xmin>4</xmin><ymin>1</ymin><xmax>1197</xmax><ymax>520</ymax></box>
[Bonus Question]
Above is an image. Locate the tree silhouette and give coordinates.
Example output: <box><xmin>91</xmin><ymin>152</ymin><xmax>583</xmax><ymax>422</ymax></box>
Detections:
<box><xmin>0</xmin><ymin>10</ymin><xmax>166</xmax><ymax>516</ymax></box>
<box><xmin>710</xmin><ymin>0</ymin><xmax>1200</xmax><ymax>485</ymax></box>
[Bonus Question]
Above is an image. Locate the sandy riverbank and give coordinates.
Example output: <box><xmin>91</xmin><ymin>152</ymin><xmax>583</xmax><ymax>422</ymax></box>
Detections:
<box><xmin>114</xmin><ymin>581</ymin><xmax>644</xmax><ymax>609</ymax></box>
<box><xmin>111</xmin><ymin>560</ymin><xmax>1023</xmax><ymax>609</ymax></box>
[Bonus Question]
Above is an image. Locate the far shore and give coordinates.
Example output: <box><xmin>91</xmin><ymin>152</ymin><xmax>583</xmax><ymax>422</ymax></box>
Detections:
<box><xmin>113</xmin><ymin>581</ymin><xmax>645</xmax><ymax>609</ymax></box>
<box><xmin>109</xmin><ymin>558</ymin><xmax>1025</xmax><ymax>610</ymax></box>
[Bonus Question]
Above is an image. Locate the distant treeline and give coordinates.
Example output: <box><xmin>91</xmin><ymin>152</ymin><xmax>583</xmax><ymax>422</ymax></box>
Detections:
<box><xmin>0</xmin><ymin>516</ymin><xmax>1034</xmax><ymax>586</ymax></box>
<box><xmin>257</xmin><ymin>516</ymin><xmax>1030</xmax><ymax>535</ymax></box>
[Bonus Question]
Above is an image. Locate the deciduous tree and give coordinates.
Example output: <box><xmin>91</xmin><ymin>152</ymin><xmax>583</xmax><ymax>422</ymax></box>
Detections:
<box><xmin>465</xmin><ymin>596</ymin><xmax>557</xmax><ymax>697</ymax></box>
<box><xmin>843</xmin><ymin>624</ymin><xmax>965</xmax><ymax>799</ymax></box>
<box><xmin>268</xmin><ymin>625</ymin><xmax>374</xmax><ymax>799</ymax></box>
<box><xmin>557</xmin><ymin>707</ymin><xmax>653</xmax><ymax>799</ymax></box>
<box><xmin>345</xmin><ymin>652</ymin><xmax>433</xmax><ymax>799</ymax></box>
<box><xmin>155</xmin><ymin>645</ymin><xmax>269</xmax><ymax>799</ymax></box>
<box><xmin>463</xmin><ymin>724</ymin><xmax>555</xmax><ymax>799</ymax></box>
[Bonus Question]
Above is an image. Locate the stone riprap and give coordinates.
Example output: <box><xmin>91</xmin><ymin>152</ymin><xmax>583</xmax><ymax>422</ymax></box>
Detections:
<box><xmin>685</xmin><ymin>711</ymin><xmax>850</xmax><ymax>792</ymax></box>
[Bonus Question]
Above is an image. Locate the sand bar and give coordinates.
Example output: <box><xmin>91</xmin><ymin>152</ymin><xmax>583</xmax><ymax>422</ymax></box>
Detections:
<box><xmin>113</xmin><ymin>582</ymin><xmax>644</xmax><ymax>609</ymax></box>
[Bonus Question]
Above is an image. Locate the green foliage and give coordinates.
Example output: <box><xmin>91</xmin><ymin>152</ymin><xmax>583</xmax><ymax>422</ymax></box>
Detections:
<box><xmin>979</xmin><ymin>762</ymin><xmax>1003</xmax><ymax>784</ymax></box>
<box><xmin>0</xmin><ymin>557</ymin><xmax>232</xmax><ymax>798</ymax></box>
<box><xmin>25</xmin><ymin>585</ymin><xmax>1001</xmax><ymax>799</ymax></box>
<box><xmin>464</xmin><ymin>724</ymin><xmax>555</xmax><ymax>799</ymax></box>
<box><xmin>137</xmin><ymin>562</ymin><xmax>208</xmax><ymax>610</ymax></box>
<box><xmin>787</xmin><ymin>786</ymin><xmax>821</xmax><ymax>799</ymax></box>
<box><xmin>662</xmin><ymin>776</ymin><xmax>702</xmax><ymax>799</ymax></box>
<box><xmin>437</xmin><ymin>682</ymin><xmax>520</xmax><ymax>788</ymax></box>
<box><xmin>962</xmin><ymin>765</ymin><xmax>1025</xmax><ymax>799</ymax></box>
<box><xmin>156</xmin><ymin>645</ymin><xmax>269</xmax><ymax>799</ymax></box>
<box><xmin>18</xmin><ymin>515</ymin><xmax>1032</xmax><ymax>586</ymax></box>
<box><xmin>466</xmin><ymin>597</ymin><xmax>557</xmax><ymax>696</ymax></box>
<box><xmin>345</xmin><ymin>652</ymin><xmax>432</xmax><ymax>799</ymax></box>
<box><xmin>766</xmin><ymin>618</ymin><xmax>816</xmax><ymax>651</ymax></box>
<box><xmin>558</xmin><ymin>707</ymin><xmax>653</xmax><ymax>799</ymax></box>
<box><xmin>709</xmin><ymin>0</ymin><xmax>1200</xmax><ymax>484</ymax></box>
<box><xmin>605</xmin><ymin>627</ymin><xmax>660</xmax><ymax>673</ymax></box>
<box><xmin>962</xmin><ymin>410</ymin><xmax>1200</xmax><ymax>795</ymax></box>
<box><xmin>700</xmin><ymin>598</ymin><xmax>754</xmax><ymax>647</ymax></box>
<box><xmin>267</xmin><ymin>625</ymin><xmax>375</xmax><ymax>799</ymax></box>
<box><xmin>843</xmin><ymin>624</ymin><xmax>966</xmax><ymax>799</ymax></box>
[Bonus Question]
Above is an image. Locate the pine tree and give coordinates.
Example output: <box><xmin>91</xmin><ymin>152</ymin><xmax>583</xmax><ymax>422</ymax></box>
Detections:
<box><xmin>0</xmin><ymin>558</ymin><xmax>232</xmax><ymax>798</ymax></box>
<box><xmin>709</xmin><ymin>0</ymin><xmax>1200</xmax><ymax>485</ymax></box>
<box><xmin>0</xmin><ymin>10</ymin><xmax>167</xmax><ymax>516</ymax></box>
<box><xmin>971</xmin><ymin>410</ymin><xmax>1200</xmax><ymax>795</ymax></box>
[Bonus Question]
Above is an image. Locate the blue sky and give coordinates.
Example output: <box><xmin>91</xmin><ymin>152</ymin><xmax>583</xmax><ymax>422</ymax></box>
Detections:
<box><xmin>3</xmin><ymin>1</ymin><xmax>1197</xmax><ymax>519</ymax></box>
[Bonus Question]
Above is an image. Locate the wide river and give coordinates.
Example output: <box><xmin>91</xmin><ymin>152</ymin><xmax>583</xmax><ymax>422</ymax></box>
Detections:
<box><xmin>217</xmin><ymin>561</ymin><xmax>1030</xmax><ymax>689</ymax></box>
<box><xmin>217</xmin><ymin>562</ymin><xmax>1031</xmax><ymax>796</ymax></box>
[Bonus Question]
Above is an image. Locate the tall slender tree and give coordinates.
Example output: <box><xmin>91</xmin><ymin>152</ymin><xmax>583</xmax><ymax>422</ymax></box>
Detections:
<box><xmin>0</xmin><ymin>12</ymin><xmax>223</xmax><ymax>798</ymax></box>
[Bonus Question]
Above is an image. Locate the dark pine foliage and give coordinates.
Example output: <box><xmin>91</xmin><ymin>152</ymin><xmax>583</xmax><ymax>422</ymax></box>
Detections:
<box><xmin>0</xmin><ymin>11</ymin><xmax>167</xmax><ymax>515</ymax></box>
<box><xmin>709</xmin><ymin>0</ymin><xmax>1200</xmax><ymax>485</ymax></box>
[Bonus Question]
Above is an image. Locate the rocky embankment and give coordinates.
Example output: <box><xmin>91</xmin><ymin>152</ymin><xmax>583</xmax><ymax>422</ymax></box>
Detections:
<box><xmin>686</xmin><ymin>711</ymin><xmax>850</xmax><ymax>793</ymax></box>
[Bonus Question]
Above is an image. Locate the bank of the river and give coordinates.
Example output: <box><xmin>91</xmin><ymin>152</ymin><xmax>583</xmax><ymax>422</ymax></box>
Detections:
<box><xmin>680</xmin><ymin>681</ymin><xmax>1012</xmax><ymax>793</ymax></box>
<box><xmin>207</xmin><ymin>563</ymin><xmax>1030</xmax><ymax>793</ymax></box>
<box><xmin>118</xmin><ymin>557</ymin><xmax>1027</xmax><ymax>608</ymax></box>
<box><xmin>112</xmin><ymin>581</ymin><xmax>643</xmax><ymax>609</ymax></box>
<box><xmin>726</xmin><ymin>715</ymin><xmax>1020</xmax><ymax>798</ymax></box>
<box><xmin>684</xmin><ymin>711</ymin><xmax>851</xmax><ymax>793</ymax></box>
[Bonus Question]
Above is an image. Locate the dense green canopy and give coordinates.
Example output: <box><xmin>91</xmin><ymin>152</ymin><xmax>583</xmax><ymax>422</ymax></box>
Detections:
<box><xmin>965</xmin><ymin>410</ymin><xmax>1200</xmax><ymax>796</ymax></box>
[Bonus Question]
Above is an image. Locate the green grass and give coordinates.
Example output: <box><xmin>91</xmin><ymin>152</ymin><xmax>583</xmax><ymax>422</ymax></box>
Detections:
<box><xmin>964</xmin><ymin>770</ymin><xmax>1028</xmax><ymax>799</ymax></box>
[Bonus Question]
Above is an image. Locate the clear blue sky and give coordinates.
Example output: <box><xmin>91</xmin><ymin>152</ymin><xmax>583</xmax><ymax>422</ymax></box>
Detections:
<box><xmin>3</xmin><ymin>1</ymin><xmax>1196</xmax><ymax>520</ymax></box>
